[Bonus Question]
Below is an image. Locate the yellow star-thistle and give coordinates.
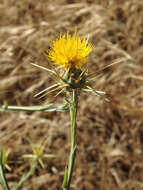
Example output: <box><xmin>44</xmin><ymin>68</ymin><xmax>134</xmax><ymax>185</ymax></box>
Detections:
<box><xmin>48</xmin><ymin>29</ymin><xmax>93</xmax><ymax>70</ymax></box>
<box><xmin>23</xmin><ymin>141</ymin><xmax>56</xmax><ymax>168</ymax></box>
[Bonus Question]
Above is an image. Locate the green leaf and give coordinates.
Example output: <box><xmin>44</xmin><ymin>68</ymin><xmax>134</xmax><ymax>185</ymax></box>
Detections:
<box><xmin>0</xmin><ymin>150</ymin><xmax>10</xmax><ymax>190</ymax></box>
<box><xmin>62</xmin><ymin>167</ymin><xmax>68</xmax><ymax>190</ymax></box>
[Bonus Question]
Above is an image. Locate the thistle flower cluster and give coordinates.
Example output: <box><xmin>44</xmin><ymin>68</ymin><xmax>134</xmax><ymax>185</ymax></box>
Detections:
<box><xmin>33</xmin><ymin>29</ymin><xmax>107</xmax><ymax>100</ymax></box>
<box><xmin>48</xmin><ymin>29</ymin><xmax>93</xmax><ymax>70</ymax></box>
<box><xmin>23</xmin><ymin>140</ymin><xmax>56</xmax><ymax>168</ymax></box>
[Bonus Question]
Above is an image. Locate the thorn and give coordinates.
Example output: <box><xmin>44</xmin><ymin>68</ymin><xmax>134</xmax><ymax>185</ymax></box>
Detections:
<box><xmin>38</xmin><ymin>85</ymin><xmax>67</xmax><ymax>99</ymax></box>
<box><xmin>88</xmin><ymin>57</ymin><xmax>127</xmax><ymax>78</ymax></box>
<box><xmin>34</xmin><ymin>84</ymin><xmax>59</xmax><ymax>97</ymax></box>
<box><xmin>54</xmin><ymin>88</ymin><xmax>65</xmax><ymax>97</ymax></box>
<box><xmin>30</xmin><ymin>63</ymin><xmax>56</xmax><ymax>75</ymax></box>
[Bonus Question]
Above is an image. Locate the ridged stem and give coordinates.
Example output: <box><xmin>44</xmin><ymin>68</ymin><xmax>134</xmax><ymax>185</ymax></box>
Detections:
<box><xmin>62</xmin><ymin>90</ymin><xmax>78</xmax><ymax>190</ymax></box>
<box><xmin>12</xmin><ymin>159</ymin><xmax>38</xmax><ymax>190</ymax></box>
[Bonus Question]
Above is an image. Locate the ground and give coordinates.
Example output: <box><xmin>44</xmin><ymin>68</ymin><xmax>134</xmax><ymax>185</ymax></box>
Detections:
<box><xmin>0</xmin><ymin>0</ymin><xmax>143</xmax><ymax>190</ymax></box>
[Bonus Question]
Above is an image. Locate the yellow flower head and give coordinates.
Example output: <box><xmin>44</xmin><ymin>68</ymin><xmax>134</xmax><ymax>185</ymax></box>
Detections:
<box><xmin>48</xmin><ymin>29</ymin><xmax>93</xmax><ymax>70</ymax></box>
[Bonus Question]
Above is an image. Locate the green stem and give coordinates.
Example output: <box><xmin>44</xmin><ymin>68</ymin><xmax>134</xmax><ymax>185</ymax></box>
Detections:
<box><xmin>62</xmin><ymin>90</ymin><xmax>78</xmax><ymax>190</ymax></box>
<box><xmin>0</xmin><ymin>103</ymin><xmax>69</xmax><ymax>112</ymax></box>
<box><xmin>12</xmin><ymin>159</ymin><xmax>38</xmax><ymax>190</ymax></box>
<box><xmin>0</xmin><ymin>151</ymin><xmax>10</xmax><ymax>190</ymax></box>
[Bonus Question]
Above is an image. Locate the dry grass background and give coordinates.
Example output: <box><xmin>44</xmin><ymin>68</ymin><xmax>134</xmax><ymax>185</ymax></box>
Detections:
<box><xmin>0</xmin><ymin>0</ymin><xmax>143</xmax><ymax>189</ymax></box>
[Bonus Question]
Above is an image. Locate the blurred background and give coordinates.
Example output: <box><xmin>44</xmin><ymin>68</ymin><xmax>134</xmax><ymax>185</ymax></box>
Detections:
<box><xmin>0</xmin><ymin>0</ymin><xmax>143</xmax><ymax>189</ymax></box>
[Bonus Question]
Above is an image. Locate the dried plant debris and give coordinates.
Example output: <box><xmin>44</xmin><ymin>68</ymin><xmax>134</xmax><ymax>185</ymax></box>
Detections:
<box><xmin>0</xmin><ymin>0</ymin><xmax>143</xmax><ymax>190</ymax></box>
